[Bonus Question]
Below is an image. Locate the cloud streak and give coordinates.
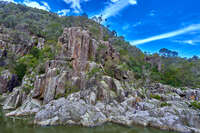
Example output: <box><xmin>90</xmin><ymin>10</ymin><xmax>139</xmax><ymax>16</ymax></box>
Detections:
<box><xmin>23</xmin><ymin>0</ymin><xmax>51</xmax><ymax>11</ymax></box>
<box><xmin>99</xmin><ymin>0</ymin><xmax>137</xmax><ymax>20</ymax></box>
<box><xmin>131</xmin><ymin>24</ymin><xmax>200</xmax><ymax>45</ymax></box>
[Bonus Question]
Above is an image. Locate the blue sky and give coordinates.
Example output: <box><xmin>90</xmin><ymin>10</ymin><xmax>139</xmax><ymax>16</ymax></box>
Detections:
<box><xmin>1</xmin><ymin>0</ymin><xmax>200</xmax><ymax>57</ymax></box>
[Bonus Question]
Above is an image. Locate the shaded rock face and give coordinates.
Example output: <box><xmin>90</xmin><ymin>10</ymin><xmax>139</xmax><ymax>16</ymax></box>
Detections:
<box><xmin>32</xmin><ymin>74</ymin><xmax>46</xmax><ymax>99</ymax></box>
<box><xmin>0</xmin><ymin>70</ymin><xmax>19</xmax><ymax>94</ymax></box>
<box><xmin>32</xmin><ymin>61</ymin><xmax>73</xmax><ymax>104</ymax></box>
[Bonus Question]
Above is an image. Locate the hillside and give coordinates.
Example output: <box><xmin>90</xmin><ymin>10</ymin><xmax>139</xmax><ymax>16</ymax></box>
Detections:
<box><xmin>0</xmin><ymin>2</ymin><xmax>200</xmax><ymax>133</ymax></box>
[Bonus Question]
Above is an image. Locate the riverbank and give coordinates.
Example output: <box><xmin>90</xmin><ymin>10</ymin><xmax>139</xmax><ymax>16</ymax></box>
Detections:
<box><xmin>0</xmin><ymin>108</ymin><xmax>175</xmax><ymax>133</ymax></box>
<box><xmin>1</xmin><ymin>83</ymin><xmax>200</xmax><ymax>133</ymax></box>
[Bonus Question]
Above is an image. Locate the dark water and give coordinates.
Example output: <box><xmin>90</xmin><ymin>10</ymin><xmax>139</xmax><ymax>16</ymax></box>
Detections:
<box><xmin>0</xmin><ymin>108</ymin><xmax>175</xmax><ymax>133</ymax></box>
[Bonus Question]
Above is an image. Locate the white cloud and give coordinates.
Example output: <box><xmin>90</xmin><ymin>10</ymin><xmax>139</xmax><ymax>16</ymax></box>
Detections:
<box><xmin>57</xmin><ymin>9</ymin><xmax>70</xmax><ymax>16</ymax></box>
<box><xmin>23</xmin><ymin>0</ymin><xmax>51</xmax><ymax>11</ymax></box>
<box><xmin>131</xmin><ymin>24</ymin><xmax>200</xmax><ymax>45</ymax></box>
<box><xmin>0</xmin><ymin>0</ymin><xmax>16</xmax><ymax>3</ymax></box>
<box><xmin>97</xmin><ymin>0</ymin><xmax>137</xmax><ymax>20</ymax></box>
<box><xmin>41</xmin><ymin>1</ymin><xmax>51</xmax><ymax>10</ymax></box>
<box><xmin>63</xmin><ymin>0</ymin><xmax>89</xmax><ymax>14</ymax></box>
<box><xmin>129</xmin><ymin>0</ymin><xmax>137</xmax><ymax>5</ymax></box>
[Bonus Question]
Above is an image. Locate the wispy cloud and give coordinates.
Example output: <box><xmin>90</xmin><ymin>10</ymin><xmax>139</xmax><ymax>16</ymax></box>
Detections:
<box><xmin>98</xmin><ymin>0</ymin><xmax>137</xmax><ymax>20</ymax></box>
<box><xmin>131</xmin><ymin>24</ymin><xmax>200</xmax><ymax>45</ymax></box>
<box><xmin>122</xmin><ymin>24</ymin><xmax>130</xmax><ymax>30</ymax></box>
<box><xmin>173</xmin><ymin>39</ymin><xmax>200</xmax><ymax>45</ymax></box>
<box><xmin>41</xmin><ymin>1</ymin><xmax>51</xmax><ymax>10</ymax></box>
<box><xmin>63</xmin><ymin>0</ymin><xmax>89</xmax><ymax>14</ymax></box>
<box><xmin>57</xmin><ymin>9</ymin><xmax>70</xmax><ymax>16</ymax></box>
<box><xmin>23</xmin><ymin>0</ymin><xmax>51</xmax><ymax>11</ymax></box>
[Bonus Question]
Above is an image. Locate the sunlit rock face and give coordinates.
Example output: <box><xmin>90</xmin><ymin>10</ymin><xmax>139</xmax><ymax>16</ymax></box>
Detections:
<box><xmin>58</xmin><ymin>27</ymin><xmax>120</xmax><ymax>73</ymax></box>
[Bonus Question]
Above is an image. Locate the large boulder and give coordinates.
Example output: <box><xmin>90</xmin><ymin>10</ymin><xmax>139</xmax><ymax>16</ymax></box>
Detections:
<box><xmin>3</xmin><ymin>87</ymin><xmax>26</xmax><ymax>110</ymax></box>
<box><xmin>32</xmin><ymin>74</ymin><xmax>46</xmax><ymax>99</ymax></box>
<box><xmin>43</xmin><ymin>68</ymin><xmax>58</xmax><ymax>104</ymax></box>
<box><xmin>6</xmin><ymin>94</ymin><xmax>42</xmax><ymax>116</ymax></box>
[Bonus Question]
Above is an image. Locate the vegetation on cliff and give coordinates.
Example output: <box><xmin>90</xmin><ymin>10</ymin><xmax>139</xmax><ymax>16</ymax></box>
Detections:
<box><xmin>0</xmin><ymin>1</ymin><xmax>199</xmax><ymax>90</ymax></box>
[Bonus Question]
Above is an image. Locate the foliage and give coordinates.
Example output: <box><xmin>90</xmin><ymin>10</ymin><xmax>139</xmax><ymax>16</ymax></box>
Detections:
<box><xmin>18</xmin><ymin>54</ymin><xmax>38</xmax><ymax>68</ymax></box>
<box><xmin>64</xmin><ymin>81</ymin><xmax>79</xmax><ymax>98</ymax></box>
<box><xmin>37</xmin><ymin>64</ymin><xmax>46</xmax><ymax>75</ymax></box>
<box><xmin>23</xmin><ymin>83</ymin><xmax>33</xmax><ymax>94</ymax></box>
<box><xmin>30</xmin><ymin>46</ymin><xmax>40</xmax><ymax>59</ymax></box>
<box><xmin>150</xmin><ymin>94</ymin><xmax>162</xmax><ymax>100</ymax></box>
<box><xmin>160</xmin><ymin>102</ymin><xmax>172</xmax><ymax>107</ymax></box>
<box><xmin>149</xmin><ymin>53</ymin><xmax>200</xmax><ymax>88</ymax></box>
<box><xmin>14</xmin><ymin>62</ymin><xmax>27</xmax><ymax>81</ymax></box>
<box><xmin>87</xmin><ymin>67</ymin><xmax>102</xmax><ymax>79</ymax></box>
<box><xmin>159</xmin><ymin>48</ymin><xmax>178</xmax><ymax>57</ymax></box>
<box><xmin>190</xmin><ymin>101</ymin><xmax>200</xmax><ymax>110</ymax></box>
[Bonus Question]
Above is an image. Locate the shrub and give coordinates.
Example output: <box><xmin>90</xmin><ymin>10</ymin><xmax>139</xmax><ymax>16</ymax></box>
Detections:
<box><xmin>30</xmin><ymin>46</ymin><xmax>40</xmax><ymax>59</ymax></box>
<box><xmin>160</xmin><ymin>102</ymin><xmax>172</xmax><ymax>107</ymax></box>
<box><xmin>190</xmin><ymin>101</ymin><xmax>200</xmax><ymax>109</ymax></box>
<box><xmin>150</xmin><ymin>94</ymin><xmax>161</xmax><ymax>100</ymax></box>
<box><xmin>87</xmin><ymin>67</ymin><xmax>102</xmax><ymax>79</ymax></box>
<box><xmin>23</xmin><ymin>84</ymin><xmax>33</xmax><ymax>94</ymax></box>
<box><xmin>40</xmin><ymin>45</ymin><xmax>55</xmax><ymax>60</ymax></box>
<box><xmin>14</xmin><ymin>62</ymin><xmax>27</xmax><ymax>81</ymax></box>
<box><xmin>18</xmin><ymin>54</ymin><xmax>38</xmax><ymax>68</ymax></box>
<box><xmin>64</xmin><ymin>81</ymin><xmax>79</xmax><ymax>98</ymax></box>
<box><xmin>37</xmin><ymin>64</ymin><xmax>45</xmax><ymax>74</ymax></box>
<box><xmin>97</xmin><ymin>44</ymin><xmax>107</xmax><ymax>53</ymax></box>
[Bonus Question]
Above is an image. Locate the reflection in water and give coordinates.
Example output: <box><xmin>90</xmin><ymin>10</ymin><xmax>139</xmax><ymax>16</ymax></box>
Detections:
<box><xmin>0</xmin><ymin>108</ymin><xmax>175</xmax><ymax>133</ymax></box>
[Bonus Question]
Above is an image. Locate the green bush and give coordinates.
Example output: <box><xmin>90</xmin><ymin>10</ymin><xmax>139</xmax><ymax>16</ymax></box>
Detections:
<box><xmin>23</xmin><ymin>84</ymin><xmax>33</xmax><ymax>94</ymax></box>
<box><xmin>150</xmin><ymin>94</ymin><xmax>161</xmax><ymax>100</ymax></box>
<box><xmin>87</xmin><ymin>67</ymin><xmax>102</xmax><ymax>79</ymax></box>
<box><xmin>97</xmin><ymin>44</ymin><xmax>107</xmax><ymax>53</ymax></box>
<box><xmin>190</xmin><ymin>101</ymin><xmax>200</xmax><ymax>109</ymax></box>
<box><xmin>40</xmin><ymin>45</ymin><xmax>55</xmax><ymax>60</ymax></box>
<box><xmin>30</xmin><ymin>46</ymin><xmax>40</xmax><ymax>59</ymax></box>
<box><xmin>160</xmin><ymin>102</ymin><xmax>172</xmax><ymax>107</ymax></box>
<box><xmin>14</xmin><ymin>63</ymin><xmax>27</xmax><ymax>81</ymax></box>
<box><xmin>37</xmin><ymin>64</ymin><xmax>45</xmax><ymax>75</ymax></box>
<box><xmin>18</xmin><ymin>55</ymin><xmax>38</xmax><ymax>68</ymax></box>
<box><xmin>64</xmin><ymin>81</ymin><xmax>79</xmax><ymax>98</ymax></box>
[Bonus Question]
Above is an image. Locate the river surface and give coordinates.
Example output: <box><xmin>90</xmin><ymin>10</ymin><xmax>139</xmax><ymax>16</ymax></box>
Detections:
<box><xmin>0</xmin><ymin>108</ymin><xmax>176</xmax><ymax>133</ymax></box>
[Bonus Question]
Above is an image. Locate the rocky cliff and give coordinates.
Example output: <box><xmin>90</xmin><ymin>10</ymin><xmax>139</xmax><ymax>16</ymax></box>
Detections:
<box><xmin>0</xmin><ymin>27</ymin><xmax>200</xmax><ymax>133</ymax></box>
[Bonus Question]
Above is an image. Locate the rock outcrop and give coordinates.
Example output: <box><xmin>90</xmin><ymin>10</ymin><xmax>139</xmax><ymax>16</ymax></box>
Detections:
<box><xmin>0</xmin><ymin>26</ymin><xmax>45</xmax><ymax>56</ymax></box>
